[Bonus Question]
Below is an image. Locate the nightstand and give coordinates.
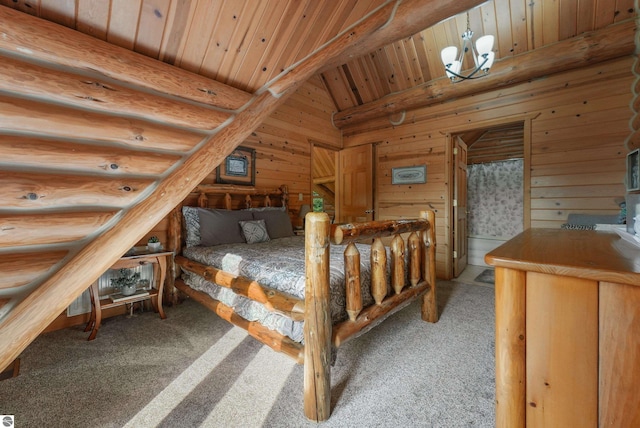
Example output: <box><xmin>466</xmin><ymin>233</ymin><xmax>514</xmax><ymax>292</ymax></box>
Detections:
<box><xmin>85</xmin><ymin>249</ymin><xmax>172</xmax><ymax>340</ymax></box>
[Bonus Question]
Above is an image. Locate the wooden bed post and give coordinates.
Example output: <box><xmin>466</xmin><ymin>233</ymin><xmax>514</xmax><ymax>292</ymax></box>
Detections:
<box><xmin>420</xmin><ymin>210</ymin><xmax>438</xmax><ymax>323</ymax></box>
<box><xmin>280</xmin><ymin>185</ymin><xmax>289</xmax><ymax>208</ymax></box>
<box><xmin>304</xmin><ymin>212</ymin><xmax>332</xmax><ymax>421</ymax></box>
<box><xmin>165</xmin><ymin>206</ymin><xmax>181</xmax><ymax>306</ymax></box>
<box><xmin>198</xmin><ymin>192</ymin><xmax>208</xmax><ymax>208</ymax></box>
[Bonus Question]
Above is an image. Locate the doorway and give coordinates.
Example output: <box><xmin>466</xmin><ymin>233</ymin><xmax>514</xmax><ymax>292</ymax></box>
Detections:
<box><xmin>311</xmin><ymin>145</ymin><xmax>337</xmax><ymax>222</ymax></box>
<box><xmin>452</xmin><ymin>122</ymin><xmax>527</xmax><ymax>281</ymax></box>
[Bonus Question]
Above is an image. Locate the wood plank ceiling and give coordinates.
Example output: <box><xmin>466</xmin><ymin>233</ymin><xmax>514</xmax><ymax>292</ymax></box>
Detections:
<box><xmin>2</xmin><ymin>0</ymin><xmax>634</xmax><ymax>117</ymax></box>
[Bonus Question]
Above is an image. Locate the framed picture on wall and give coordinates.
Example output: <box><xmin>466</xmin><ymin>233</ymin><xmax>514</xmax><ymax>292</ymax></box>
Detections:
<box><xmin>216</xmin><ymin>146</ymin><xmax>256</xmax><ymax>186</ymax></box>
<box><xmin>391</xmin><ymin>165</ymin><xmax>427</xmax><ymax>185</ymax></box>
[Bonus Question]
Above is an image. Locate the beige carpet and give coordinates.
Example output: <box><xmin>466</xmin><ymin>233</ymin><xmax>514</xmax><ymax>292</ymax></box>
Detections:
<box><xmin>0</xmin><ymin>280</ymin><xmax>495</xmax><ymax>427</ymax></box>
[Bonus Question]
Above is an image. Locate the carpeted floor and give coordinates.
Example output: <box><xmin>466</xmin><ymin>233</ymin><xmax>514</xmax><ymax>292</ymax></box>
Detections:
<box><xmin>0</xmin><ymin>280</ymin><xmax>495</xmax><ymax>428</ymax></box>
<box><xmin>473</xmin><ymin>269</ymin><xmax>495</xmax><ymax>285</ymax></box>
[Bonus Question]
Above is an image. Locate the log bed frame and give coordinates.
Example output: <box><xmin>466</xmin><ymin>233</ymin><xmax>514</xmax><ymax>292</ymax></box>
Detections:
<box><xmin>166</xmin><ymin>184</ymin><xmax>438</xmax><ymax>421</ymax></box>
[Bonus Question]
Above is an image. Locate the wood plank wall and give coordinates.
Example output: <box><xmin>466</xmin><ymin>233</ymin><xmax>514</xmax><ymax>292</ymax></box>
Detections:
<box><xmin>344</xmin><ymin>57</ymin><xmax>634</xmax><ymax>279</ymax></box>
<box><xmin>182</xmin><ymin>75</ymin><xmax>341</xmax><ymax>227</ymax></box>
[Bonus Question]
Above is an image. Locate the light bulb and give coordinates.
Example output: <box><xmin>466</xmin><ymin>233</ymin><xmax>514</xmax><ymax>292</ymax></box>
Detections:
<box><xmin>440</xmin><ymin>46</ymin><xmax>458</xmax><ymax>66</ymax></box>
<box><xmin>475</xmin><ymin>35</ymin><xmax>494</xmax><ymax>56</ymax></box>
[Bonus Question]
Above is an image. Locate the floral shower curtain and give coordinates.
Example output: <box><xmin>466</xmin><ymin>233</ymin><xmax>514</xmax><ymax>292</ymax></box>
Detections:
<box><xmin>467</xmin><ymin>159</ymin><xmax>523</xmax><ymax>239</ymax></box>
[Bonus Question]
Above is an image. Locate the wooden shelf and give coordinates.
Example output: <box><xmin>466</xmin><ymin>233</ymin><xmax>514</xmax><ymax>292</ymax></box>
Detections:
<box><xmin>98</xmin><ymin>289</ymin><xmax>157</xmax><ymax>309</ymax></box>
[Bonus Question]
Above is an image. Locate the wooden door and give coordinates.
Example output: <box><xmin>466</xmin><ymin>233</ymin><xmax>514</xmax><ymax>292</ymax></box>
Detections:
<box><xmin>337</xmin><ymin>145</ymin><xmax>373</xmax><ymax>223</ymax></box>
<box><xmin>453</xmin><ymin>136</ymin><xmax>468</xmax><ymax>277</ymax></box>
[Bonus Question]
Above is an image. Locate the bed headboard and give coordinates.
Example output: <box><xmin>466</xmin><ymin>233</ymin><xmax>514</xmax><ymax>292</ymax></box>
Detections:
<box><xmin>192</xmin><ymin>184</ymin><xmax>289</xmax><ymax>210</ymax></box>
<box><xmin>168</xmin><ymin>184</ymin><xmax>289</xmax><ymax>249</ymax></box>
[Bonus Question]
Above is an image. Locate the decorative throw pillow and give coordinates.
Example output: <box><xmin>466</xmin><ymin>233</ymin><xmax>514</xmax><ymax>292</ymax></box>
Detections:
<box><xmin>239</xmin><ymin>219</ymin><xmax>271</xmax><ymax>244</ymax></box>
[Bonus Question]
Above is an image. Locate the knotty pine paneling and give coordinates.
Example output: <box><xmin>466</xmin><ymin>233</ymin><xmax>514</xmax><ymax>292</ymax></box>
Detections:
<box><xmin>344</xmin><ymin>57</ymin><xmax>634</xmax><ymax>278</ymax></box>
<box><xmin>377</xmin><ymin>134</ymin><xmax>449</xmax><ymax>277</ymax></box>
<box><xmin>137</xmin><ymin>78</ymin><xmax>339</xmax><ymax>269</ymax></box>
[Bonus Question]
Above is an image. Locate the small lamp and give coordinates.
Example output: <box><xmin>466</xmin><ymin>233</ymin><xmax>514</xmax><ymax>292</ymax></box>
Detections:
<box><xmin>298</xmin><ymin>204</ymin><xmax>312</xmax><ymax>229</ymax></box>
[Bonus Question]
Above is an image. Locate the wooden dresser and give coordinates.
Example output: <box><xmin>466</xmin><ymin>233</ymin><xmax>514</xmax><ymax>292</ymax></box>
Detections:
<box><xmin>486</xmin><ymin>228</ymin><xmax>640</xmax><ymax>428</ymax></box>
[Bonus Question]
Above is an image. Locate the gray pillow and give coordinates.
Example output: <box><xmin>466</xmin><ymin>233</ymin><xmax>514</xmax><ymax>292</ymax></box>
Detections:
<box><xmin>251</xmin><ymin>209</ymin><xmax>294</xmax><ymax>238</ymax></box>
<box><xmin>239</xmin><ymin>219</ymin><xmax>270</xmax><ymax>244</ymax></box>
<box><xmin>198</xmin><ymin>208</ymin><xmax>253</xmax><ymax>246</ymax></box>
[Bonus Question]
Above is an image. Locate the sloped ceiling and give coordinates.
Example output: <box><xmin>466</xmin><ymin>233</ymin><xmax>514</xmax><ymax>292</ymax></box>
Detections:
<box><xmin>2</xmin><ymin>0</ymin><xmax>634</xmax><ymax>120</ymax></box>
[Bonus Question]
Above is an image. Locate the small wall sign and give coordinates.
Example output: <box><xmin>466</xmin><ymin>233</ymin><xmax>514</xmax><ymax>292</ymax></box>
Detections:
<box><xmin>391</xmin><ymin>165</ymin><xmax>427</xmax><ymax>185</ymax></box>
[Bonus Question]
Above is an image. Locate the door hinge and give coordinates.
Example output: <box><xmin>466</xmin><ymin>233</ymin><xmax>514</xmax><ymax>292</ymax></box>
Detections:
<box><xmin>453</xmin><ymin>147</ymin><xmax>458</xmax><ymax>155</ymax></box>
<box><xmin>453</xmin><ymin>250</ymin><xmax>458</xmax><ymax>259</ymax></box>
<box><xmin>453</xmin><ymin>199</ymin><xmax>457</xmax><ymax>207</ymax></box>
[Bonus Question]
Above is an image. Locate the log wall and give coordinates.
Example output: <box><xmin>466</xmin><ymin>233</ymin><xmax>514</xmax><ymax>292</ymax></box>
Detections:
<box><xmin>344</xmin><ymin>57</ymin><xmax>634</xmax><ymax>278</ymax></box>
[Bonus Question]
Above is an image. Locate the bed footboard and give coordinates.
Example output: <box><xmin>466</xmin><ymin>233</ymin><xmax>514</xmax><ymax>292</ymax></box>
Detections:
<box><xmin>304</xmin><ymin>210</ymin><xmax>437</xmax><ymax>421</ymax></box>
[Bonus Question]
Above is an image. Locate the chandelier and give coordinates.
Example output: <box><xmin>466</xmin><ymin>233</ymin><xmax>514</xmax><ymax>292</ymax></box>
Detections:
<box><xmin>440</xmin><ymin>12</ymin><xmax>494</xmax><ymax>82</ymax></box>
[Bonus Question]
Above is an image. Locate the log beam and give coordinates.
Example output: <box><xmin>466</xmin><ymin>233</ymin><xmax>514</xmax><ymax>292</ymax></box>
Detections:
<box><xmin>0</xmin><ymin>56</ymin><xmax>231</xmax><ymax>131</ymax></box>
<box><xmin>0</xmin><ymin>7</ymin><xmax>252</xmax><ymax>110</ymax></box>
<box><xmin>333</xmin><ymin>19</ymin><xmax>637</xmax><ymax>128</ymax></box>
<box><xmin>332</xmin><ymin>218</ymin><xmax>430</xmax><ymax>245</ymax></box>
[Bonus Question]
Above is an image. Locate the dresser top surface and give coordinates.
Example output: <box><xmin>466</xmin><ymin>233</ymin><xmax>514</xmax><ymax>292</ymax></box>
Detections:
<box><xmin>486</xmin><ymin>228</ymin><xmax>640</xmax><ymax>285</ymax></box>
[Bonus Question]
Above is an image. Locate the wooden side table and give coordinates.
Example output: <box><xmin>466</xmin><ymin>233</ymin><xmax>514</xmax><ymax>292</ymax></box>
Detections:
<box><xmin>85</xmin><ymin>250</ymin><xmax>172</xmax><ymax>340</ymax></box>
